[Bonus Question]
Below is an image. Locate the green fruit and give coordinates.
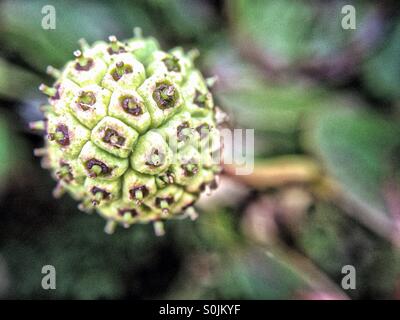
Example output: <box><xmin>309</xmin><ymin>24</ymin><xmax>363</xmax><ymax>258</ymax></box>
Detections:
<box><xmin>32</xmin><ymin>29</ymin><xmax>222</xmax><ymax>235</ymax></box>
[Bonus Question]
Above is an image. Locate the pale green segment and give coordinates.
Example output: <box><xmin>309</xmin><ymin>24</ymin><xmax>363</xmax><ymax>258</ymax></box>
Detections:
<box><xmin>169</xmin><ymin>47</ymin><xmax>195</xmax><ymax>82</ymax></box>
<box><xmin>68</xmin><ymin>84</ymin><xmax>111</xmax><ymax>129</ymax></box>
<box><xmin>172</xmin><ymin>192</ymin><xmax>198</xmax><ymax>215</ymax></box>
<box><xmin>130</xmin><ymin>130</ymin><xmax>173</xmax><ymax>175</ymax></box>
<box><xmin>169</xmin><ymin>47</ymin><xmax>194</xmax><ymax>66</ymax></box>
<box><xmin>137</xmin><ymin>74</ymin><xmax>184</xmax><ymax>128</ymax></box>
<box><xmin>63</xmin><ymin>182</ymin><xmax>87</xmax><ymax>201</ymax></box>
<box><xmin>57</xmin><ymin>162</ymin><xmax>85</xmax><ymax>185</ymax></box>
<box><xmin>91</xmin><ymin>116</ymin><xmax>139</xmax><ymax>158</ymax></box>
<box><xmin>171</xmin><ymin>145</ymin><xmax>202</xmax><ymax>186</ymax></box>
<box><xmin>101</xmin><ymin>53</ymin><xmax>146</xmax><ymax>92</ymax></box>
<box><xmin>185</xmin><ymin>168</ymin><xmax>214</xmax><ymax>194</ymax></box>
<box><xmin>108</xmin><ymin>88</ymin><xmax>151</xmax><ymax>133</ymax></box>
<box><xmin>66</xmin><ymin>158</ymin><xmax>86</xmax><ymax>182</ymax></box>
<box><xmin>47</xmin><ymin>146</ymin><xmax>87</xmax><ymax>201</ymax></box>
<box><xmin>46</xmin><ymin>144</ymin><xmax>65</xmax><ymax>169</ymax></box>
<box><xmin>85</xmin><ymin>41</ymin><xmax>109</xmax><ymax>62</ymax></box>
<box><xmin>127</xmin><ymin>37</ymin><xmax>160</xmax><ymax>66</ymax></box>
<box><xmin>191</xmin><ymin>114</ymin><xmax>218</xmax><ymax>147</ymax></box>
<box><xmin>46</xmin><ymin>144</ymin><xmax>85</xmax><ymax>185</ymax></box>
<box><xmin>146</xmin><ymin>184</ymin><xmax>183</xmax><ymax>213</ymax></box>
<box><xmin>201</xmin><ymin>149</ymin><xmax>218</xmax><ymax>170</ymax></box>
<box><xmin>98</xmin><ymin>200</ymin><xmax>156</xmax><ymax>225</ymax></box>
<box><xmin>181</xmin><ymin>70</ymin><xmax>214</xmax><ymax>116</ymax></box>
<box><xmin>78</xmin><ymin>141</ymin><xmax>129</xmax><ymax>180</ymax></box>
<box><xmin>63</xmin><ymin>57</ymin><xmax>108</xmax><ymax>87</ymax></box>
<box><xmin>154</xmin><ymin>175</ymin><xmax>168</xmax><ymax>189</ymax></box>
<box><xmin>87</xmin><ymin>40</ymin><xmax>127</xmax><ymax>65</ymax></box>
<box><xmin>146</xmin><ymin>50</ymin><xmax>186</xmax><ymax>84</ymax></box>
<box><xmin>158</xmin><ymin>111</ymin><xmax>193</xmax><ymax>151</ymax></box>
<box><xmin>47</xmin><ymin>111</ymin><xmax>91</xmax><ymax>159</ymax></box>
<box><xmin>83</xmin><ymin>177</ymin><xmax>121</xmax><ymax>206</ymax></box>
<box><xmin>122</xmin><ymin>169</ymin><xmax>157</xmax><ymax>202</ymax></box>
<box><xmin>50</xmin><ymin>78</ymin><xmax>80</xmax><ymax>116</ymax></box>
<box><xmin>189</xmin><ymin>122</ymin><xmax>221</xmax><ymax>169</ymax></box>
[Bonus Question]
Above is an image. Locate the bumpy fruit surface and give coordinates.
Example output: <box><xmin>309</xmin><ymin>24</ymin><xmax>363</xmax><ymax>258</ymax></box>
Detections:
<box><xmin>32</xmin><ymin>29</ymin><xmax>222</xmax><ymax>235</ymax></box>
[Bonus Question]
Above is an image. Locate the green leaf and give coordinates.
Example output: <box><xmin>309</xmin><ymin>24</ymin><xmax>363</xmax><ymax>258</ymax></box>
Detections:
<box><xmin>298</xmin><ymin>202</ymin><xmax>400</xmax><ymax>299</ymax></box>
<box><xmin>213</xmin><ymin>249</ymin><xmax>307</xmax><ymax>299</ymax></box>
<box><xmin>304</xmin><ymin>108</ymin><xmax>400</xmax><ymax>230</ymax></box>
<box><xmin>216</xmin><ymin>82</ymin><xmax>344</xmax><ymax>156</ymax></box>
<box><xmin>0</xmin><ymin>58</ymin><xmax>42</xmax><ymax>100</ymax></box>
<box><xmin>0</xmin><ymin>115</ymin><xmax>19</xmax><ymax>181</ymax></box>
<box><xmin>207</xmin><ymin>40</ymin><xmax>356</xmax><ymax>156</ymax></box>
<box><xmin>230</xmin><ymin>0</ymin><xmax>314</xmax><ymax>64</ymax></box>
<box><xmin>229</xmin><ymin>0</ymin><xmax>373</xmax><ymax>72</ymax></box>
<box><xmin>0</xmin><ymin>0</ymin><xmax>155</xmax><ymax>70</ymax></box>
<box><xmin>217</xmin><ymin>84</ymin><xmax>332</xmax><ymax>133</ymax></box>
<box><xmin>147</xmin><ymin>0</ymin><xmax>217</xmax><ymax>41</ymax></box>
<box><xmin>363</xmin><ymin>20</ymin><xmax>400</xmax><ymax>100</ymax></box>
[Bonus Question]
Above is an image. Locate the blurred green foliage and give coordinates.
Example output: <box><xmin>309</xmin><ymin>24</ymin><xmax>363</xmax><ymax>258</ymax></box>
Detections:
<box><xmin>228</xmin><ymin>0</ymin><xmax>376</xmax><ymax>79</ymax></box>
<box><xmin>306</xmin><ymin>109</ymin><xmax>400</xmax><ymax>218</ymax></box>
<box><xmin>299</xmin><ymin>202</ymin><xmax>400</xmax><ymax>299</ymax></box>
<box><xmin>2</xmin><ymin>212</ymin><xmax>160</xmax><ymax>299</ymax></box>
<box><xmin>363</xmin><ymin>19</ymin><xmax>400</xmax><ymax>100</ymax></box>
<box><xmin>0</xmin><ymin>116</ymin><xmax>16</xmax><ymax>182</ymax></box>
<box><xmin>0</xmin><ymin>0</ymin><xmax>400</xmax><ymax>300</ymax></box>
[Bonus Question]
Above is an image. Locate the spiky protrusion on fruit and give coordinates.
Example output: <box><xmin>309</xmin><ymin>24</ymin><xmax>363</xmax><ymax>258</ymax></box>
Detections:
<box><xmin>32</xmin><ymin>29</ymin><xmax>223</xmax><ymax>235</ymax></box>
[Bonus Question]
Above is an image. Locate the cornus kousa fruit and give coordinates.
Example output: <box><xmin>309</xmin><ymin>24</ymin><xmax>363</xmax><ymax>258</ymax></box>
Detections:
<box><xmin>31</xmin><ymin>29</ymin><xmax>225</xmax><ymax>235</ymax></box>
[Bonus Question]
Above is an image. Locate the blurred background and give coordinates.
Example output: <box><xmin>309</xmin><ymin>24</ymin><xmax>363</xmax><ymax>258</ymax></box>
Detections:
<box><xmin>0</xmin><ymin>0</ymin><xmax>400</xmax><ymax>299</ymax></box>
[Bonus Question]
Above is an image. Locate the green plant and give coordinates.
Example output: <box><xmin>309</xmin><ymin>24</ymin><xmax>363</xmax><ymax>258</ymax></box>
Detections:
<box><xmin>31</xmin><ymin>29</ymin><xmax>222</xmax><ymax>235</ymax></box>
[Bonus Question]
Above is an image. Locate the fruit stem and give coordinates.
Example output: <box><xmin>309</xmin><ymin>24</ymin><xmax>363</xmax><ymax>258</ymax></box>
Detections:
<box><xmin>153</xmin><ymin>221</ymin><xmax>165</xmax><ymax>236</ymax></box>
<box><xmin>91</xmin><ymin>164</ymin><xmax>103</xmax><ymax>176</ymax></box>
<box><xmin>29</xmin><ymin>120</ymin><xmax>46</xmax><ymax>131</ymax></box>
<box><xmin>104</xmin><ymin>220</ymin><xmax>117</xmax><ymax>234</ymax></box>
<box><xmin>133</xmin><ymin>27</ymin><xmax>142</xmax><ymax>38</ymax></box>
<box><xmin>135</xmin><ymin>189</ymin><xmax>143</xmax><ymax>201</ymax></box>
<box><xmin>39</xmin><ymin>84</ymin><xmax>57</xmax><ymax>97</ymax></box>
<box><xmin>46</xmin><ymin>66</ymin><xmax>61</xmax><ymax>78</ymax></box>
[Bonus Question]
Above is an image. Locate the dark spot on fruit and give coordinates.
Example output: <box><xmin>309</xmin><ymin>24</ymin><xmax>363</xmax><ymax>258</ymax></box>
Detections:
<box><xmin>196</xmin><ymin>123</ymin><xmax>210</xmax><ymax>139</ymax></box>
<box><xmin>182</xmin><ymin>201</ymin><xmax>195</xmax><ymax>211</ymax></box>
<box><xmin>49</xmin><ymin>124</ymin><xmax>70</xmax><ymax>146</ymax></box>
<box><xmin>162</xmin><ymin>55</ymin><xmax>181</xmax><ymax>72</ymax></box>
<box><xmin>107</xmin><ymin>46</ymin><xmax>127</xmax><ymax>55</ymax></box>
<box><xmin>145</xmin><ymin>148</ymin><xmax>165</xmax><ymax>168</ymax></box>
<box><xmin>159</xmin><ymin>172</ymin><xmax>174</xmax><ymax>184</ymax></box>
<box><xmin>120</xmin><ymin>96</ymin><xmax>143</xmax><ymax>116</ymax></box>
<box><xmin>118</xmin><ymin>208</ymin><xmax>138</xmax><ymax>217</ymax></box>
<box><xmin>102</xmin><ymin>128</ymin><xmax>125</xmax><ymax>148</ymax></box>
<box><xmin>181</xmin><ymin>162</ymin><xmax>199</xmax><ymax>177</ymax></box>
<box><xmin>77</xmin><ymin>91</ymin><xmax>96</xmax><ymax>111</ymax></box>
<box><xmin>193</xmin><ymin>90</ymin><xmax>207</xmax><ymax>108</ymax></box>
<box><xmin>75</xmin><ymin>58</ymin><xmax>94</xmax><ymax>71</ymax></box>
<box><xmin>177</xmin><ymin>122</ymin><xmax>189</xmax><ymax>141</ymax></box>
<box><xmin>129</xmin><ymin>185</ymin><xmax>149</xmax><ymax>200</ymax></box>
<box><xmin>56</xmin><ymin>162</ymin><xmax>73</xmax><ymax>183</ymax></box>
<box><xmin>50</xmin><ymin>84</ymin><xmax>61</xmax><ymax>101</ymax></box>
<box><xmin>152</xmin><ymin>82</ymin><xmax>178</xmax><ymax>110</ymax></box>
<box><xmin>85</xmin><ymin>158</ymin><xmax>111</xmax><ymax>177</ymax></box>
<box><xmin>155</xmin><ymin>196</ymin><xmax>174</xmax><ymax>208</ymax></box>
<box><xmin>111</xmin><ymin>62</ymin><xmax>133</xmax><ymax>81</ymax></box>
<box><xmin>91</xmin><ymin>186</ymin><xmax>111</xmax><ymax>199</ymax></box>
